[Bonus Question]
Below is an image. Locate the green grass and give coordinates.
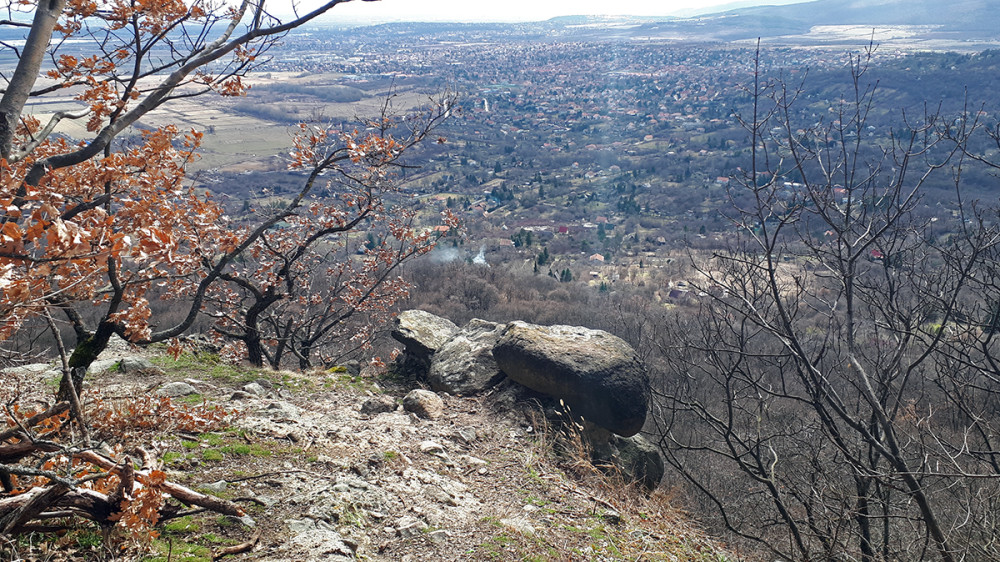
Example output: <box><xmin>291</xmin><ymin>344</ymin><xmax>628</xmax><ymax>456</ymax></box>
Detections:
<box><xmin>200</xmin><ymin>433</ymin><xmax>224</xmax><ymax>446</ymax></box>
<box><xmin>220</xmin><ymin>442</ymin><xmax>272</xmax><ymax>457</ymax></box>
<box><xmin>324</xmin><ymin>372</ymin><xmax>381</xmax><ymax>394</ymax></box>
<box><xmin>202</xmin><ymin>449</ymin><xmax>223</xmax><ymax>462</ymax></box>
<box><xmin>149</xmin><ymin>352</ymin><xmax>259</xmax><ymax>384</ymax></box>
<box><xmin>163</xmin><ymin>516</ymin><xmax>200</xmax><ymax>534</ymax></box>
<box><xmin>74</xmin><ymin>529</ymin><xmax>103</xmax><ymax>549</ymax></box>
<box><xmin>162</xmin><ymin>451</ymin><xmax>184</xmax><ymax>464</ymax></box>
<box><xmin>145</xmin><ymin>539</ymin><xmax>211</xmax><ymax>562</ymax></box>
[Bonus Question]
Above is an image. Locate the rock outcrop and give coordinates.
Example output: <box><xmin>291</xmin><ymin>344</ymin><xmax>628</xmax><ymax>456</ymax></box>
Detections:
<box><xmin>427</xmin><ymin>319</ymin><xmax>506</xmax><ymax>395</ymax></box>
<box><xmin>606</xmin><ymin>434</ymin><xmax>665</xmax><ymax>491</ymax></box>
<box><xmin>492</xmin><ymin>321</ymin><xmax>649</xmax><ymax>438</ymax></box>
<box><xmin>390</xmin><ymin>310</ymin><xmax>458</xmax><ymax>359</ymax></box>
<box><xmin>389</xmin><ymin>310</ymin><xmax>659</xmax><ymax>489</ymax></box>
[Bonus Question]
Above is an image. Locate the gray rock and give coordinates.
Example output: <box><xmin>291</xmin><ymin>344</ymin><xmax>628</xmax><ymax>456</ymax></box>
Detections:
<box><xmin>610</xmin><ymin>434</ymin><xmax>665</xmax><ymax>491</ymax></box>
<box><xmin>427</xmin><ymin>319</ymin><xmax>506</xmax><ymax>395</ymax></box>
<box><xmin>493</xmin><ymin>321</ymin><xmax>649</xmax><ymax>437</ymax></box>
<box><xmin>265</xmin><ymin>401</ymin><xmax>302</xmax><ymax>418</ymax></box>
<box><xmin>394</xmin><ymin>516</ymin><xmax>428</xmax><ymax>538</ymax></box>
<box><xmin>2</xmin><ymin>363</ymin><xmax>56</xmax><ymax>376</ymax></box>
<box><xmin>225</xmin><ymin>514</ymin><xmax>256</xmax><ymax>528</ymax></box>
<box><xmin>287</xmin><ymin>518</ymin><xmax>331</xmax><ymax>533</ymax></box>
<box><xmin>87</xmin><ymin>359</ymin><xmax>122</xmax><ymax>375</ymax></box>
<box><xmin>402</xmin><ymin>389</ymin><xmax>444</xmax><ymax>420</ymax></box>
<box><xmin>391</xmin><ymin>310</ymin><xmax>459</xmax><ymax>359</ymax></box>
<box><xmin>425</xmin><ymin>486</ymin><xmax>459</xmax><ymax>506</ymax></box>
<box><xmin>360</xmin><ymin>395</ymin><xmax>397</xmax><ymax>416</ymax></box>
<box><xmin>426</xmin><ymin>529</ymin><xmax>449</xmax><ymax>543</ymax></box>
<box><xmin>156</xmin><ymin>381</ymin><xmax>198</xmax><ymax>397</ymax></box>
<box><xmin>243</xmin><ymin>382</ymin><xmax>267</xmax><ymax>396</ymax></box>
<box><xmin>284</xmin><ymin>527</ymin><xmax>353</xmax><ymax>560</ymax></box>
<box><xmin>201</xmin><ymin>480</ymin><xmax>228</xmax><ymax>494</ymax></box>
<box><xmin>419</xmin><ymin>440</ymin><xmax>446</xmax><ymax>455</ymax></box>
<box><xmin>341</xmin><ymin>360</ymin><xmax>362</xmax><ymax>376</ymax></box>
<box><xmin>454</xmin><ymin>427</ymin><xmax>478</xmax><ymax>444</ymax></box>
<box><xmin>118</xmin><ymin>357</ymin><xmax>159</xmax><ymax>374</ymax></box>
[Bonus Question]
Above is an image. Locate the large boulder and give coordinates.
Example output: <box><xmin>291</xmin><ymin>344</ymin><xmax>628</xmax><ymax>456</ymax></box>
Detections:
<box><xmin>492</xmin><ymin>322</ymin><xmax>649</xmax><ymax>437</ymax></box>
<box><xmin>428</xmin><ymin>319</ymin><xmax>506</xmax><ymax>395</ymax></box>
<box><xmin>390</xmin><ymin>310</ymin><xmax>458</xmax><ymax>359</ymax></box>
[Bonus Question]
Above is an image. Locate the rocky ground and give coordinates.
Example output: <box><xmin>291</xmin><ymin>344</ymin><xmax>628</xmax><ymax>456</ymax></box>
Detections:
<box><xmin>1</xmin><ymin>339</ymin><xmax>729</xmax><ymax>561</ymax></box>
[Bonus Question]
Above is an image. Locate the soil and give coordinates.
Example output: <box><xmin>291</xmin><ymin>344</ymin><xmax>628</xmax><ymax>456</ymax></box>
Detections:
<box><xmin>1</xmin><ymin>344</ymin><xmax>728</xmax><ymax>562</ymax></box>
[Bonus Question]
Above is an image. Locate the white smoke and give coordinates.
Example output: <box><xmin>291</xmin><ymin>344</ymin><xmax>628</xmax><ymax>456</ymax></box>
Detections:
<box><xmin>472</xmin><ymin>245</ymin><xmax>488</xmax><ymax>266</ymax></box>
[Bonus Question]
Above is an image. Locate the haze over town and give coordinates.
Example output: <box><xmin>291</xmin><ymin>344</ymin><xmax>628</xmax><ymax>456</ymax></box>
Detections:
<box><xmin>296</xmin><ymin>0</ymin><xmax>804</xmax><ymax>23</ymax></box>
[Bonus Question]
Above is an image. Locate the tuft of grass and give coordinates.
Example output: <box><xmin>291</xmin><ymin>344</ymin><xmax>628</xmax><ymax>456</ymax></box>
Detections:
<box><xmin>220</xmin><ymin>442</ymin><xmax>272</xmax><ymax>457</ymax></box>
<box><xmin>74</xmin><ymin>529</ymin><xmax>103</xmax><ymax>549</ymax></box>
<box><xmin>150</xmin><ymin>352</ymin><xmax>259</xmax><ymax>384</ymax></box>
<box><xmin>202</xmin><ymin>449</ymin><xmax>223</xmax><ymax>462</ymax></box>
<box><xmin>163</xmin><ymin>516</ymin><xmax>200</xmax><ymax>534</ymax></box>
<box><xmin>178</xmin><ymin>393</ymin><xmax>205</xmax><ymax>405</ymax></box>
<box><xmin>146</xmin><ymin>539</ymin><xmax>211</xmax><ymax>562</ymax></box>
<box><xmin>200</xmin><ymin>433</ymin><xmax>224</xmax><ymax>446</ymax></box>
<box><xmin>323</xmin><ymin>372</ymin><xmax>380</xmax><ymax>394</ymax></box>
<box><xmin>162</xmin><ymin>451</ymin><xmax>184</xmax><ymax>464</ymax></box>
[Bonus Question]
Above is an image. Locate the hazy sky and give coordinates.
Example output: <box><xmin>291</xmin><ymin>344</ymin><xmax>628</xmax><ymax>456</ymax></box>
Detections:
<box><xmin>299</xmin><ymin>0</ymin><xmax>804</xmax><ymax>24</ymax></box>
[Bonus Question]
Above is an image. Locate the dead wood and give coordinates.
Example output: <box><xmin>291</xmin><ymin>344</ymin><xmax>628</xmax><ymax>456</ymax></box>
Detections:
<box><xmin>0</xmin><ymin>402</ymin><xmax>71</xmax><ymax>442</ymax></box>
<box><xmin>212</xmin><ymin>528</ymin><xmax>262</xmax><ymax>560</ymax></box>
<box><xmin>0</xmin><ymin>441</ymin><xmax>61</xmax><ymax>463</ymax></box>
<box><xmin>76</xmin><ymin>450</ymin><xmax>245</xmax><ymax>517</ymax></box>
<box><xmin>0</xmin><ymin>482</ymin><xmax>70</xmax><ymax>534</ymax></box>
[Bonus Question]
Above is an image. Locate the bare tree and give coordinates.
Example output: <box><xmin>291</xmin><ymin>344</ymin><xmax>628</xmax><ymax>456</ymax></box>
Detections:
<box><xmin>0</xmin><ymin>1</ymin><xmax>396</xmax><ymax>398</ymax></box>
<box><xmin>208</xmin><ymin>95</ymin><xmax>456</xmax><ymax>369</ymax></box>
<box><xmin>649</xmin><ymin>44</ymin><xmax>1000</xmax><ymax>561</ymax></box>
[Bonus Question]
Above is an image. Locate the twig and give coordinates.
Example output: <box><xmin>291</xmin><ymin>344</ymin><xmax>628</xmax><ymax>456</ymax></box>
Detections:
<box><xmin>43</xmin><ymin>310</ymin><xmax>90</xmax><ymax>445</ymax></box>
<box><xmin>212</xmin><ymin>528</ymin><xmax>262</xmax><ymax>560</ymax></box>
<box><xmin>232</xmin><ymin>496</ymin><xmax>267</xmax><ymax>507</ymax></box>
<box><xmin>543</xmin><ymin>474</ymin><xmax>618</xmax><ymax>511</ymax></box>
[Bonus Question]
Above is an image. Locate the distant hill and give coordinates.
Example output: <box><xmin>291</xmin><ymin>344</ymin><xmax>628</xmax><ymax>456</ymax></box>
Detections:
<box><xmin>589</xmin><ymin>0</ymin><xmax>1000</xmax><ymax>47</ymax></box>
<box><xmin>732</xmin><ymin>0</ymin><xmax>997</xmax><ymax>30</ymax></box>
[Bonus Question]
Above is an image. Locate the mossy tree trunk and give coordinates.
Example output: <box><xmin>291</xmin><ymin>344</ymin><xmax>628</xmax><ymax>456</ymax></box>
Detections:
<box><xmin>58</xmin><ymin>323</ymin><xmax>115</xmax><ymax>402</ymax></box>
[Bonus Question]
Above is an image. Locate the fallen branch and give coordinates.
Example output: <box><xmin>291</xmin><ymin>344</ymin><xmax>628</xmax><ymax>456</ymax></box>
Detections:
<box><xmin>0</xmin><ymin>483</ymin><xmax>70</xmax><ymax>534</ymax></box>
<box><xmin>75</xmin><ymin>450</ymin><xmax>245</xmax><ymax>517</ymax></box>
<box><xmin>0</xmin><ymin>486</ymin><xmax>112</xmax><ymax>532</ymax></box>
<box><xmin>0</xmin><ymin>440</ymin><xmax>62</xmax><ymax>463</ymax></box>
<box><xmin>0</xmin><ymin>448</ymin><xmax>246</xmax><ymax>535</ymax></box>
<box><xmin>212</xmin><ymin>528</ymin><xmax>262</xmax><ymax>560</ymax></box>
<box><xmin>0</xmin><ymin>402</ymin><xmax>71</xmax><ymax>442</ymax></box>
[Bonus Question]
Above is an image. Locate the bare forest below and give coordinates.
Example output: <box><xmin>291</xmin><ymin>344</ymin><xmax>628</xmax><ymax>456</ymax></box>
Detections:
<box><xmin>5</xmin><ymin>6</ymin><xmax>1000</xmax><ymax>561</ymax></box>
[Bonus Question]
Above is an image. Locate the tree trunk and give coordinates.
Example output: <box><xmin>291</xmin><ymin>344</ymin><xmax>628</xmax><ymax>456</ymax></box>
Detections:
<box><xmin>58</xmin><ymin>323</ymin><xmax>115</xmax><ymax>402</ymax></box>
<box><xmin>0</xmin><ymin>0</ymin><xmax>67</xmax><ymax>159</ymax></box>
<box><xmin>245</xmin><ymin>332</ymin><xmax>264</xmax><ymax>368</ymax></box>
<box><xmin>297</xmin><ymin>343</ymin><xmax>312</xmax><ymax>370</ymax></box>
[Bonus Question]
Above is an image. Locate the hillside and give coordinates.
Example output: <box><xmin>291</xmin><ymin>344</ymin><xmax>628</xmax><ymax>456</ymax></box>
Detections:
<box><xmin>1</xmin><ymin>341</ymin><xmax>727</xmax><ymax>561</ymax></box>
<box><xmin>625</xmin><ymin>0</ymin><xmax>1000</xmax><ymax>47</ymax></box>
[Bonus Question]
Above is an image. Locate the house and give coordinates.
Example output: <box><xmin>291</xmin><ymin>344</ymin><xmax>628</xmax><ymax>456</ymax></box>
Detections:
<box><xmin>589</xmin><ymin>253</ymin><xmax>605</xmax><ymax>262</ymax></box>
